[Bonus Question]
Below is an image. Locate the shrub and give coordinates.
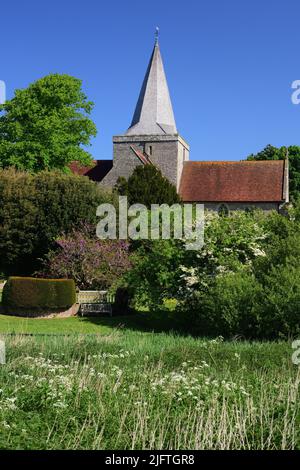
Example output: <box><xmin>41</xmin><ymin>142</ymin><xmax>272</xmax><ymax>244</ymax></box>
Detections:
<box><xmin>38</xmin><ymin>226</ymin><xmax>131</xmax><ymax>290</ymax></box>
<box><xmin>255</xmin><ymin>264</ymin><xmax>300</xmax><ymax>338</ymax></box>
<box><xmin>0</xmin><ymin>168</ymin><xmax>116</xmax><ymax>275</ymax></box>
<box><xmin>2</xmin><ymin>277</ymin><xmax>76</xmax><ymax>309</ymax></box>
<box><xmin>177</xmin><ymin>272</ymin><xmax>263</xmax><ymax>338</ymax></box>
<box><xmin>112</xmin><ymin>287</ymin><xmax>133</xmax><ymax>315</ymax></box>
<box><xmin>127</xmin><ymin>239</ymin><xmax>185</xmax><ymax>310</ymax></box>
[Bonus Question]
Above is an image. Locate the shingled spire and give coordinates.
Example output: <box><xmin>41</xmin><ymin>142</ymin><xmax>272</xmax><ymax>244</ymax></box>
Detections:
<box><xmin>126</xmin><ymin>30</ymin><xmax>177</xmax><ymax>135</ymax></box>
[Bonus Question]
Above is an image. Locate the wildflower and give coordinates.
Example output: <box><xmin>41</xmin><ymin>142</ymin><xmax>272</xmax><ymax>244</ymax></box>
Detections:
<box><xmin>53</xmin><ymin>401</ymin><xmax>68</xmax><ymax>409</ymax></box>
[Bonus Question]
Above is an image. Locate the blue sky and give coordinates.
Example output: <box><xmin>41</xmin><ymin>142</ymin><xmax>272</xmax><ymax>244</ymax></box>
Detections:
<box><xmin>1</xmin><ymin>0</ymin><xmax>300</xmax><ymax>161</ymax></box>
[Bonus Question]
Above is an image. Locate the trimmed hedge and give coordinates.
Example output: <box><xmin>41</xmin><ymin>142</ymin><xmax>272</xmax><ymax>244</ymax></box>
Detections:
<box><xmin>2</xmin><ymin>277</ymin><xmax>76</xmax><ymax>309</ymax></box>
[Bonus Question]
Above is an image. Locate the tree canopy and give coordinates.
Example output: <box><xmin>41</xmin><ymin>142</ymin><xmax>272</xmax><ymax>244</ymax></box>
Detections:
<box><xmin>0</xmin><ymin>74</ymin><xmax>97</xmax><ymax>172</ymax></box>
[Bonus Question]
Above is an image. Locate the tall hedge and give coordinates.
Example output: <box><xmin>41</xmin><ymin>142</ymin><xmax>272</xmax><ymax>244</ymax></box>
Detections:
<box><xmin>2</xmin><ymin>277</ymin><xmax>76</xmax><ymax>309</ymax></box>
<box><xmin>0</xmin><ymin>169</ymin><xmax>115</xmax><ymax>275</ymax></box>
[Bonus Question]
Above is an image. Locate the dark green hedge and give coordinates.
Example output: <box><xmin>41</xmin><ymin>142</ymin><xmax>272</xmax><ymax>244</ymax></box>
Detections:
<box><xmin>0</xmin><ymin>168</ymin><xmax>116</xmax><ymax>275</ymax></box>
<box><xmin>2</xmin><ymin>277</ymin><xmax>76</xmax><ymax>309</ymax></box>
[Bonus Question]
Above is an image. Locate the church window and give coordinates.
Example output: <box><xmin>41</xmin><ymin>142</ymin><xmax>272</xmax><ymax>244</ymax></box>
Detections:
<box><xmin>149</xmin><ymin>145</ymin><xmax>153</xmax><ymax>155</ymax></box>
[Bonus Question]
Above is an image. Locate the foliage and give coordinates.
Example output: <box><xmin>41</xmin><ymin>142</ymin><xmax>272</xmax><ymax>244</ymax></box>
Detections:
<box><xmin>112</xmin><ymin>287</ymin><xmax>133</xmax><ymax>315</ymax></box>
<box><xmin>164</xmin><ymin>210</ymin><xmax>268</xmax><ymax>307</ymax></box>
<box><xmin>256</xmin><ymin>264</ymin><xmax>300</xmax><ymax>338</ymax></box>
<box><xmin>127</xmin><ymin>239</ymin><xmax>185</xmax><ymax>309</ymax></box>
<box><xmin>178</xmin><ymin>272</ymin><xmax>263</xmax><ymax>338</ymax></box>
<box><xmin>116</xmin><ymin>165</ymin><xmax>181</xmax><ymax>207</ymax></box>
<box><xmin>2</xmin><ymin>276</ymin><xmax>76</xmax><ymax>309</ymax></box>
<box><xmin>0</xmin><ymin>74</ymin><xmax>96</xmax><ymax>172</ymax></box>
<box><xmin>0</xmin><ymin>168</ymin><xmax>115</xmax><ymax>276</ymax></box>
<box><xmin>38</xmin><ymin>225</ymin><xmax>131</xmax><ymax>290</ymax></box>
<box><xmin>246</xmin><ymin>144</ymin><xmax>300</xmax><ymax>200</ymax></box>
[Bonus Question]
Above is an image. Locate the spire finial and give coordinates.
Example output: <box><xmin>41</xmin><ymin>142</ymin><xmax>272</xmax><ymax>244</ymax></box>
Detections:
<box><xmin>155</xmin><ymin>26</ymin><xmax>159</xmax><ymax>45</ymax></box>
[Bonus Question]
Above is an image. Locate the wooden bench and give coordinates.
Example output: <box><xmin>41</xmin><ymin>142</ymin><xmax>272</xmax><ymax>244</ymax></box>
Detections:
<box><xmin>77</xmin><ymin>291</ymin><xmax>113</xmax><ymax>317</ymax></box>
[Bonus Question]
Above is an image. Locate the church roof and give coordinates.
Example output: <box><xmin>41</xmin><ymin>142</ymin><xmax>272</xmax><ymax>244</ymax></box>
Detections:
<box><xmin>126</xmin><ymin>39</ymin><xmax>177</xmax><ymax>136</ymax></box>
<box><xmin>179</xmin><ymin>160</ymin><xmax>286</xmax><ymax>202</ymax></box>
<box><xmin>69</xmin><ymin>160</ymin><xmax>113</xmax><ymax>181</ymax></box>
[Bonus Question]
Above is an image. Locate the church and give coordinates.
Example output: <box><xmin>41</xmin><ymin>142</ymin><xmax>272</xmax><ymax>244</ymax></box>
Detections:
<box><xmin>71</xmin><ymin>34</ymin><xmax>289</xmax><ymax>213</ymax></box>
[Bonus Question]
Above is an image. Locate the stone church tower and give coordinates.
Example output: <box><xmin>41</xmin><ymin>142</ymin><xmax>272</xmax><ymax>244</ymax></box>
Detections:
<box><xmin>101</xmin><ymin>33</ymin><xmax>190</xmax><ymax>190</ymax></box>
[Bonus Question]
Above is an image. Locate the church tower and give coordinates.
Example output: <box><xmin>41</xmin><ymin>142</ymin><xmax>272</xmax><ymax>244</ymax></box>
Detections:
<box><xmin>101</xmin><ymin>30</ymin><xmax>190</xmax><ymax>190</ymax></box>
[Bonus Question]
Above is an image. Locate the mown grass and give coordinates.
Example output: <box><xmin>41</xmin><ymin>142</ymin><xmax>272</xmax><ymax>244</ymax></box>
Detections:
<box><xmin>0</xmin><ymin>332</ymin><xmax>299</xmax><ymax>450</ymax></box>
<box><xmin>0</xmin><ymin>314</ymin><xmax>129</xmax><ymax>335</ymax></box>
<box><xmin>0</xmin><ymin>313</ymin><xmax>174</xmax><ymax>335</ymax></box>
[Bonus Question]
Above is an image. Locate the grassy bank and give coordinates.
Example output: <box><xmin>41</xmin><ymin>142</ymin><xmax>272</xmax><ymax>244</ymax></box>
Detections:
<box><xmin>0</xmin><ymin>332</ymin><xmax>299</xmax><ymax>449</ymax></box>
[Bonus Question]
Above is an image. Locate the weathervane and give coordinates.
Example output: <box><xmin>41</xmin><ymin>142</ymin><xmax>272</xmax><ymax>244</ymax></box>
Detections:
<box><xmin>155</xmin><ymin>26</ymin><xmax>159</xmax><ymax>44</ymax></box>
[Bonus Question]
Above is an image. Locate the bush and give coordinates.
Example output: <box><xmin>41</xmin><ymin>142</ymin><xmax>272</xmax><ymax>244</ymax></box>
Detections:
<box><xmin>38</xmin><ymin>226</ymin><xmax>131</xmax><ymax>290</ymax></box>
<box><xmin>177</xmin><ymin>272</ymin><xmax>263</xmax><ymax>338</ymax></box>
<box><xmin>126</xmin><ymin>239</ymin><xmax>185</xmax><ymax>310</ymax></box>
<box><xmin>0</xmin><ymin>168</ymin><xmax>116</xmax><ymax>275</ymax></box>
<box><xmin>2</xmin><ymin>277</ymin><xmax>76</xmax><ymax>309</ymax></box>
<box><xmin>256</xmin><ymin>264</ymin><xmax>300</xmax><ymax>338</ymax></box>
<box><xmin>112</xmin><ymin>287</ymin><xmax>133</xmax><ymax>315</ymax></box>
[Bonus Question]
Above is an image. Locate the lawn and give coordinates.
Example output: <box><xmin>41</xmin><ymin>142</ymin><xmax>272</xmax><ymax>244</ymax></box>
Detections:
<box><xmin>0</xmin><ymin>326</ymin><xmax>299</xmax><ymax>450</ymax></box>
<box><xmin>0</xmin><ymin>313</ymin><xmax>140</xmax><ymax>335</ymax></box>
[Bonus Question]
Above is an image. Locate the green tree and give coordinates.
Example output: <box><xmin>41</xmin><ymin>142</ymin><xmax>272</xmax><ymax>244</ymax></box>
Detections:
<box><xmin>246</xmin><ymin>144</ymin><xmax>300</xmax><ymax>200</ymax></box>
<box><xmin>117</xmin><ymin>165</ymin><xmax>181</xmax><ymax>207</ymax></box>
<box><xmin>0</xmin><ymin>74</ymin><xmax>96</xmax><ymax>172</ymax></box>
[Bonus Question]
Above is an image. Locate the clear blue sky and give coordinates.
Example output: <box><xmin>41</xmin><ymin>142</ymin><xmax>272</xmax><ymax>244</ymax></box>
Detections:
<box><xmin>1</xmin><ymin>0</ymin><xmax>300</xmax><ymax>161</ymax></box>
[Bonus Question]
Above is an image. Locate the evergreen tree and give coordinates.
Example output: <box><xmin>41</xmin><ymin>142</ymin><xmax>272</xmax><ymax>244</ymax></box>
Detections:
<box><xmin>118</xmin><ymin>165</ymin><xmax>180</xmax><ymax>207</ymax></box>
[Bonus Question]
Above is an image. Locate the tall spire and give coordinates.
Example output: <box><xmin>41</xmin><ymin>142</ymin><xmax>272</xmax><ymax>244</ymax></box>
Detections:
<box><xmin>126</xmin><ymin>30</ymin><xmax>177</xmax><ymax>135</ymax></box>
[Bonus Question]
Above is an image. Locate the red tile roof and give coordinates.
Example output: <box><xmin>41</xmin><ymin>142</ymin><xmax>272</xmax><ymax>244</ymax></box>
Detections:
<box><xmin>130</xmin><ymin>145</ymin><xmax>152</xmax><ymax>165</ymax></box>
<box><xmin>69</xmin><ymin>160</ymin><xmax>113</xmax><ymax>182</ymax></box>
<box><xmin>179</xmin><ymin>160</ymin><xmax>285</xmax><ymax>202</ymax></box>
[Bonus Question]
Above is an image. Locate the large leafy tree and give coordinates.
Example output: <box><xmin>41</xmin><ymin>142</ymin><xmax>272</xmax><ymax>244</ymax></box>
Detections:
<box><xmin>115</xmin><ymin>165</ymin><xmax>181</xmax><ymax>207</ymax></box>
<box><xmin>0</xmin><ymin>74</ymin><xmax>96</xmax><ymax>172</ymax></box>
<box><xmin>246</xmin><ymin>144</ymin><xmax>300</xmax><ymax>200</ymax></box>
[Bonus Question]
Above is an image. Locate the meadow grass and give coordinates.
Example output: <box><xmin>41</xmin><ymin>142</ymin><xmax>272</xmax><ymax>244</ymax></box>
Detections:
<box><xmin>0</xmin><ymin>330</ymin><xmax>299</xmax><ymax>450</ymax></box>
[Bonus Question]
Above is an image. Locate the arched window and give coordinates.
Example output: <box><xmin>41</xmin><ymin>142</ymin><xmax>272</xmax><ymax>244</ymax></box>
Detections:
<box><xmin>217</xmin><ymin>203</ymin><xmax>229</xmax><ymax>217</ymax></box>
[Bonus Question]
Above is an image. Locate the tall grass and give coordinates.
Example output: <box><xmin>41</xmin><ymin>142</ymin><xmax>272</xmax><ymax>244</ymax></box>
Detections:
<box><xmin>0</xmin><ymin>332</ymin><xmax>299</xmax><ymax>449</ymax></box>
